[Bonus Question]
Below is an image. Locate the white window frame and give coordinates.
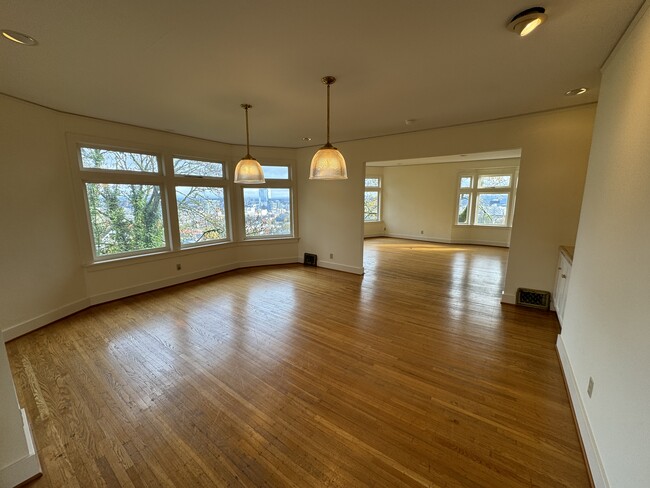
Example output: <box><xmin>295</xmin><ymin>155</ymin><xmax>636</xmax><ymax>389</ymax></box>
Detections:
<box><xmin>454</xmin><ymin>168</ymin><xmax>518</xmax><ymax>228</ymax></box>
<box><xmin>77</xmin><ymin>144</ymin><xmax>172</xmax><ymax>261</ymax></box>
<box><xmin>240</xmin><ymin>162</ymin><xmax>295</xmax><ymax>240</ymax></box>
<box><xmin>69</xmin><ymin>135</ymin><xmax>235</xmax><ymax>264</ymax></box>
<box><xmin>364</xmin><ymin>177</ymin><xmax>382</xmax><ymax>222</ymax></box>
<box><xmin>171</xmin><ymin>155</ymin><xmax>231</xmax><ymax>249</ymax></box>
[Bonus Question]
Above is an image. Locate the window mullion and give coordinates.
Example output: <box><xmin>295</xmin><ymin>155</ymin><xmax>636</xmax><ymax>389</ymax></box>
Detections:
<box><xmin>161</xmin><ymin>152</ymin><xmax>181</xmax><ymax>251</ymax></box>
<box><xmin>173</xmin><ymin>175</ymin><xmax>226</xmax><ymax>187</ymax></box>
<box><xmin>80</xmin><ymin>171</ymin><xmax>163</xmax><ymax>185</ymax></box>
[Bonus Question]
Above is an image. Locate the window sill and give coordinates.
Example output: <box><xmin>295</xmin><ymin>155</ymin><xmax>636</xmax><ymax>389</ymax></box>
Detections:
<box><xmin>240</xmin><ymin>236</ymin><xmax>299</xmax><ymax>246</ymax></box>
<box><xmin>85</xmin><ymin>237</ymin><xmax>299</xmax><ymax>271</ymax></box>
<box><xmin>453</xmin><ymin>224</ymin><xmax>512</xmax><ymax>229</ymax></box>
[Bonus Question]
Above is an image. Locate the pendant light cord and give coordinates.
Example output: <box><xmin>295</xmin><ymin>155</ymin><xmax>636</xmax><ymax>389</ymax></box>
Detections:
<box><xmin>240</xmin><ymin>103</ymin><xmax>253</xmax><ymax>158</ymax></box>
<box><xmin>321</xmin><ymin>76</ymin><xmax>336</xmax><ymax>148</ymax></box>
<box><xmin>246</xmin><ymin>107</ymin><xmax>251</xmax><ymax>154</ymax></box>
<box><xmin>326</xmin><ymin>83</ymin><xmax>330</xmax><ymax>144</ymax></box>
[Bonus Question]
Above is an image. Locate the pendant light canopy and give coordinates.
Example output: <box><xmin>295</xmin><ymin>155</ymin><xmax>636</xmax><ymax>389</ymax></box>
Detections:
<box><xmin>234</xmin><ymin>104</ymin><xmax>265</xmax><ymax>184</ymax></box>
<box><xmin>309</xmin><ymin>76</ymin><xmax>347</xmax><ymax>180</ymax></box>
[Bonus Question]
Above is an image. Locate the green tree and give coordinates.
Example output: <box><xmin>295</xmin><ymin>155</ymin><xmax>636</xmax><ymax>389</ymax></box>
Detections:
<box><xmin>82</xmin><ymin>148</ymin><xmax>165</xmax><ymax>256</ymax></box>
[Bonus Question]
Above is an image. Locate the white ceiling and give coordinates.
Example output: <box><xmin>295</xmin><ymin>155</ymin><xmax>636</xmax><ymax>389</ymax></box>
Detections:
<box><xmin>1</xmin><ymin>0</ymin><xmax>644</xmax><ymax>148</ymax></box>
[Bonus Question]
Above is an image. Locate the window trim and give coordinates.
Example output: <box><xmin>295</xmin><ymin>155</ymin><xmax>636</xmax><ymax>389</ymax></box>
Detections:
<box><xmin>69</xmin><ymin>135</ymin><xmax>299</xmax><ymax>265</ymax></box>
<box><xmin>172</xmin><ymin>155</ymin><xmax>230</xmax><ymax>249</ymax></box>
<box><xmin>68</xmin><ymin>134</ymin><xmax>237</xmax><ymax>264</ymax></box>
<box><xmin>78</xmin><ymin>147</ymin><xmax>172</xmax><ymax>261</ymax></box>
<box><xmin>172</xmin><ymin>155</ymin><xmax>226</xmax><ymax>180</ymax></box>
<box><xmin>364</xmin><ymin>176</ymin><xmax>382</xmax><ymax>223</ymax></box>
<box><xmin>175</xmin><ymin>184</ymin><xmax>230</xmax><ymax>249</ymax></box>
<box><xmin>239</xmin><ymin>162</ymin><xmax>296</xmax><ymax>241</ymax></box>
<box><xmin>454</xmin><ymin>168</ymin><xmax>518</xmax><ymax>228</ymax></box>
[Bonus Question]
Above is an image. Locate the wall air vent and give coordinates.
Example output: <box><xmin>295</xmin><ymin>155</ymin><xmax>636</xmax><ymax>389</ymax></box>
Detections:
<box><xmin>516</xmin><ymin>288</ymin><xmax>550</xmax><ymax>310</ymax></box>
<box><xmin>304</xmin><ymin>253</ymin><xmax>318</xmax><ymax>267</ymax></box>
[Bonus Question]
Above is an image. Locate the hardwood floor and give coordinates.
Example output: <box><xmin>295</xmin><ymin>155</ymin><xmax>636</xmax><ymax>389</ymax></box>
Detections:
<box><xmin>6</xmin><ymin>238</ymin><xmax>591</xmax><ymax>487</ymax></box>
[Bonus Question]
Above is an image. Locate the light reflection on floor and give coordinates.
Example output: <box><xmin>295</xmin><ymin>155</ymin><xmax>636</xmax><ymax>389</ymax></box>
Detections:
<box><xmin>101</xmin><ymin>239</ymin><xmax>511</xmax><ymax>412</ymax></box>
<box><xmin>363</xmin><ymin>237</ymin><xmax>508</xmax><ymax>328</ymax></box>
<box><xmin>105</xmin><ymin>277</ymin><xmax>299</xmax><ymax>390</ymax></box>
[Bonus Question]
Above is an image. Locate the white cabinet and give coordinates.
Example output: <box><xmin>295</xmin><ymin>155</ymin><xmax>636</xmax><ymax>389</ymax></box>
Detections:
<box><xmin>553</xmin><ymin>249</ymin><xmax>572</xmax><ymax>326</ymax></box>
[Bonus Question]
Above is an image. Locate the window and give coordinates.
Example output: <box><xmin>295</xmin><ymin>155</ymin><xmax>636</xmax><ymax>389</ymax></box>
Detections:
<box><xmin>242</xmin><ymin>165</ymin><xmax>293</xmax><ymax>238</ymax></box>
<box><xmin>173</xmin><ymin>158</ymin><xmax>224</xmax><ymax>178</ymax></box>
<box><xmin>78</xmin><ymin>146</ymin><xmax>233</xmax><ymax>261</ymax></box>
<box><xmin>173</xmin><ymin>158</ymin><xmax>228</xmax><ymax>247</ymax></box>
<box><xmin>76</xmin><ymin>142</ymin><xmax>295</xmax><ymax>262</ymax></box>
<box><xmin>364</xmin><ymin>177</ymin><xmax>381</xmax><ymax>222</ymax></box>
<box><xmin>80</xmin><ymin>148</ymin><xmax>168</xmax><ymax>258</ymax></box>
<box><xmin>455</xmin><ymin>169</ymin><xmax>517</xmax><ymax>227</ymax></box>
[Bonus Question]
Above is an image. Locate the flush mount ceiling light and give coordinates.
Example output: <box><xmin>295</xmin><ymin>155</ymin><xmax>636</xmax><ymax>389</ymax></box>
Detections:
<box><xmin>565</xmin><ymin>87</ymin><xmax>588</xmax><ymax>96</ymax></box>
<box><xmin>507</xmin><ymin>7</ymin><xmax>547</xmax><ymax>36</ymax></box>
<box><xmin>309</xmin><ymin>76</ymin><xmax>347</xmax><ymax>180</ymax></box>
<box><xmin>1</xmin><ymin>29</ymin><xmax>38</xmax><ymax>46</ymax></box>
<box><xmin>234</xmin><ymin>104</ymin><xmax>265</xmax><ymax>184</ymax></box>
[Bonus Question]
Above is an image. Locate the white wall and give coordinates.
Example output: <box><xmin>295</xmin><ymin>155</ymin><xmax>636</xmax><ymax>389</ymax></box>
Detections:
<box><xmin>296</xmin><ymin>149</ymin><xmax>365</xmax><ymax>274</ymax></box>
<box><xmin>558</xmin><ymin>3</ymin><xmax>650</xmax><ymax>487</ymax></box>
<box><xmin>0</xmin><ymin>94</ymin><xmax>300</xmax><ymax>339</ymax></box>
<box><xmin>378</xmin><ymin>158</ymin><xmax>518</xmax><ymax>247</ymax></box>
<box><xmin>298</xmin><ymin>105</ymin><xmax>594</xmax><ymax>294</ymax></box>
<box><xmin>0</xmin><ymin>96</ymin><xmax>87</xmax><ymax>336</ymax></box>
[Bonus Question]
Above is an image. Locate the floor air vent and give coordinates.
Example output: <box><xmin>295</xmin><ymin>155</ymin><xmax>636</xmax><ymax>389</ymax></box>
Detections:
<box><xmin>304</xmin><ymin>253</ymin><xmax>318</xmax><ymax>267</ymax></box>
<box><xmin>516</xmin><ymin>288</ymin><xmax>550</xmax><ymax>310</ymax></box>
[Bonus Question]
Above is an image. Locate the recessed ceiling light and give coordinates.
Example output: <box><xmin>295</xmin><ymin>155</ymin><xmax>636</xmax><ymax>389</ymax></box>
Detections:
<box><xmin>302</xmin><ymin>137</ymin><xmax>312</xmax><ymax>141</ymax></box>
<box><xmin>507</xmin><ymin>7</ymin><xmax>547</xmax><ymax>37</ymax></box>
<box><xmin>2</xmin><ymin>29</ymin><xmax>38</xmax><ymax>46</ymax></box>
<box><xmin>405</xmin><ymin>119</ymin><xmax>416</xmax><ymax>126</ymax></box>
<box><xmin>565</xmin><ymin>87</ymin><xmax>588</xmax><ymax>96</ymax></box>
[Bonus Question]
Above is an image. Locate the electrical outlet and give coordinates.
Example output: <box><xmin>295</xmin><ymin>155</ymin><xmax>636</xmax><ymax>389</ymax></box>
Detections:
<box><xmin>587</xmin><ymin>377</ymin><xmax>594</xmax><ymax>398</ymax></box>
<box><xmin>329</xmin><ymin>253</ymin><xmax>334</xmax><ymax>259</ymax></box>
<box><xmin>420</xmin><ymin>230</ymin><xmax>424</xmax><ymax>234</ymax></box>
<box><xmin>176</xmin><ymin>263</ymin><xmax>182</xmax><ymax>271</ymax></box>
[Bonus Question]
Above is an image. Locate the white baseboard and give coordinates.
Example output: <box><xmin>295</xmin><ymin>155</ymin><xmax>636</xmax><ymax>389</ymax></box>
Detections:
<box><xmin>237</xmin><ymin>257</ymin><xmax>299</xmax><ymax>270</ymax></box>
<box><xmin>556</xmin><ymin>335</ymin><xmax>609</xmax><ymax>488</ymax></box>
<box><xmin>2</xmin><ymin>298</ymin><xmax>91</xmax><ymax>342</ymax></box>
<box><xmin>383</xmin><ymin>233</ymin><xmax>509</xmax><ymax>248</ymax></box>
<box><xmin>89</xmin><ymin>257</ymin><xmax>299</xmax><ymax>306</ymax></box>
<box><xmin>385</xmin><ymin>233</ymin><xmax>452</xmax><ymax>244</ymax></box>
<box><xmin>501</xmin><ymin>292</ymin><xmax>517</xmax><ymax>305</ymax></box>
<box><xmin>3</xmin><ymin>258</ymin><xmax>300</xmax><ymax>342</ymax></box>
<box><xmin>452</xmin><ymin>238</ymin><xmax>510</xmax><ymax>248</ymax></box>
<box><xmin>0</xmin><ymin>408</ymin><xmax>41</xmax><ymax>488</ymax></box>
<box><xmin>318</xmin><ymin>261</ymin><xmax>364</xmax><ymax>275</ymax></box>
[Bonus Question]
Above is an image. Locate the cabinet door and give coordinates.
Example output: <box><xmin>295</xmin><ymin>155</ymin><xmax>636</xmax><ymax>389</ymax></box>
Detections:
<box><xmin>558</xmin><ymin>260</ymin><xmax>570</xmax><ymax>318</ymax></box>
<box><xmin>554</xmin><ymin>254</ymin><xmax>570</xmax><ymax>322</ymax></box>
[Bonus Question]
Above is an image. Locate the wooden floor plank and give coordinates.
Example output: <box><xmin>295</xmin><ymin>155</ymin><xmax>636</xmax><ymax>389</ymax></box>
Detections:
<box><xmin>6</xmin><ymin>238</ymin><xmax>591</xmax><ymax>487</ymax></box>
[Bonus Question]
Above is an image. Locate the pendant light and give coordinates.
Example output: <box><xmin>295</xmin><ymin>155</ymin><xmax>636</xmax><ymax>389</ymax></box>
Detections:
<box><xmin>309</xmin><ymin>76</ymin><xmax>347</xmax><ymax>180</ymax></box>
<box><xmin>234</xmin><ymin>104</ymin><xmax>265</xmax><ymax>184</ymax></box>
